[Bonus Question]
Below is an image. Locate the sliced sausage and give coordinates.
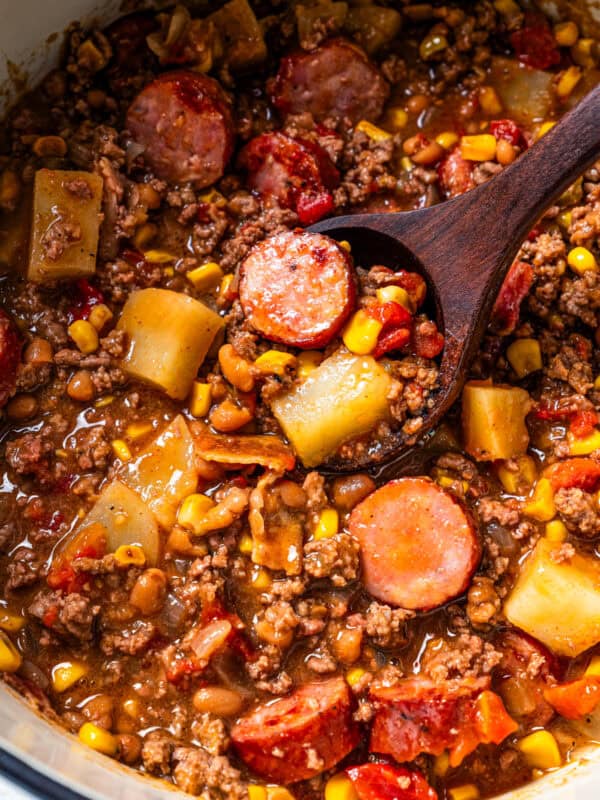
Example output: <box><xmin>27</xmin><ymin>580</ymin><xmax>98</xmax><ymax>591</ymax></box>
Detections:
<box><xmin>126</xmin><ymin>70</ymin><xmax>234</xmax><ymax>187</ymax></box>
<box><xmin>370</xmin><ymin>677</ymin><xmax>517</xmax><ymax>766</ymax></box>
<box><xmin>269</xmin><ymin>39</ymin><xmax>389</xmax><ymax>124</ymax></box>
<box><xmin>0</xmin><ymin>309</ymin><xmax>21</xmax><ymax>407</ymax></box>
<box><xmin>239</xmin><ymin>230</ymin><xmax>356</xmax><ymax>349</ymax></box>
<box><xmin>493</xmin><ymin>629</ymin><xmax>557</xmax><ymax>728</ymax></box>
<box><xmin>231</xmin><ymin>676</ymin><xmax>359</xmax><ymax>784</ymax></box>
<box><xmin>238</xmin><ymin>131</ymin><xmax>339</xmax><ymax>225</ymax></box>
<box><xmin>346</xmin><ymin>763</ymin><xmax>437</xmax><ymax>800</ymax></box>
<box><xmin>348</xmin><ymin>477</ymin><xmax>480</xmax><ymax>610</ymax></box>
<box><xmin>437</xmin><ymin>146</ymin><xmax>475</xmax><ymax>199</ymax></box>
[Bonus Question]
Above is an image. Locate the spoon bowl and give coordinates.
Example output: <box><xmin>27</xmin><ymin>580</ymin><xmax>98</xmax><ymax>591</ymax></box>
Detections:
<box><xmin>311</xmin><ymin>83</ymin><xmax>600</xmax><ymax>473</ymax></box>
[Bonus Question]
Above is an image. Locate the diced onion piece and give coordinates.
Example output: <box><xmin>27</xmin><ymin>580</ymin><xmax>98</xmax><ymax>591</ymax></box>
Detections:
<box><xmin>504</xmin><ymin>539</ymin><xmax>600</xmax><ymax>657</ymax></box>
<box><xmin>118</xmin><ymin>288</ymin><xmax>223</xmax><ymax>400</ymax></box>
<box><xmin>462</xmin><ymin>380</ymin><xmax>531</xmax><ymax>461</ymax></box>
<box><xmin>207</xmin><ymin>0</ymin><xmax>266</xmax><ymax>71</ymax></box>
<box><xmin>82</xmin><ymin>479</ymin><xmax>160</xmax><ymax>564</ymax></box>
<box><xmin>120</xmin><ymin>416</ymin><xmax>199</xmax><ymax>529</ymax></box>
<box><xmin>270</xmin><ymin>350</ymin><xmax>392</xmax><ymax>467</ymax></box>
<box><xmin>28</xmin><ymin>170</ymin><xmax>103</xmax><ymax>283</ymax></box>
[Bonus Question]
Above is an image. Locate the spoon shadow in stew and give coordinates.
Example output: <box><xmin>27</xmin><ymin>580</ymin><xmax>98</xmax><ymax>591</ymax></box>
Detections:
<box><xmin>311</xmin><ymin>83</ymin><xmax>600</xmax><ymax>476</ymax></box>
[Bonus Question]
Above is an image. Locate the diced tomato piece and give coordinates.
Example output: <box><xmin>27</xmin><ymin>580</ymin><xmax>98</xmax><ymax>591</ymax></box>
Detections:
<box><xmin>490</xmin><ymin>260</ymin><xmax>534</xmax><ymax>335</ymax></box>
<box><xmin>0</xmin><ymin>308</ymin><xmax>21</xmax><ymax>408</ymax></box>
<box><xmin>296</xmin><ymin>191</ymin><xmax>335</xmax><ymax>225</ymax></box>
<box><xmin>46</xmin><ymin>564</ymin><xmax>87</xmax><ymax>595</ymax></box>
<box><xmin>527</xmin><ymin>225</ymin><xmax>543</xmax><ymax>242</ymax></box>
<box><xmin>544</xmin><ymin>676</ymin><xmax>600</xmax><ymax>720</ymax></box>
<box><xmin>509</xmin><ymin>15</ymin><xmax>561</xmax><ymax>70</ymax></box>
<box><xmin>412</xmin><ymin>320</ymin><xmax>444</xmax><ymax>359</ymax></box>
<box><xmin>42</xmin><ymin>606</ymin><xmax>59</xmax><ymax>628</ymax></box>
<box><xmin>373</xmin><ymin>327</ymin><xmax>411</xmax><ymax>359</ymax></box>
<box><xmin>570</xmin><ymin>409</ymin><xmax>599</xmax><ymax>438</ymax></box>
<box><xmin>545</xmin><ymin>458</ymin><xmax>600</xmax><ymax>492</ymax></box>
<box><xmin>366</xmin><ymin>301</ymin><xmax>412</xmax><ymax>331</ymax></box>
<box><xmin>489</xmin><ymin>119</ymin><xmax>527</xmax><ymax>149</ymax></box>
<box><xmin>346</xmin><ymin>763</ymin><xmax>438</xmax><ymax>800</ymax></box>
<box><xmin>67</xmin><ymin>279</ymin><xmax>105</xmax><ymax>323</ymax></box>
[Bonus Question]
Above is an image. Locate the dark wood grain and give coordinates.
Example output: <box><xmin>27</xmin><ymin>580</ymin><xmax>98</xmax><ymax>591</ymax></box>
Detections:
<box><xmin>311</xmin><ymin>83</ymin><xmax>600</xmax><ymax>473</ymax></box>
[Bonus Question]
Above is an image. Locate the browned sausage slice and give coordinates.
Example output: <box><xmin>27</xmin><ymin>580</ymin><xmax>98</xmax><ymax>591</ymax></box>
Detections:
<box><xmin>231</xmin><ymin>676</ymin><xmax>359</xmax><ymax>784</ymax></box>
<box><xmin>0</xmin><ymin>309</ymin><xmax>20</xmax><ymax>407</ymax></box>
<box><xmin>270</xmin><ymin>39</ymin><xmax>389</xmax><ymax>124</ymax></box>
<box><xmin>239</xmin><ymin>230</ymin><xmax>356</xmax><ymax>349</ymax></box>
<box><xmin>126</xmin><ymin>70</ymin><xmax>234</xmax><ymax>186</ymax></box>
<box><xmin>348</xmin><ymin>477</ymin><xmax>480</xmax><ymax>610</ymax></box>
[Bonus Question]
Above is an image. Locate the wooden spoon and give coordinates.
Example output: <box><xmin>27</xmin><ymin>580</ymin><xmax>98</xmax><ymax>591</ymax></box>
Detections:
<box><xmin>312</xmin><ymin>83</ymin><xmax>600</xmax><ymax>475</ymax></box>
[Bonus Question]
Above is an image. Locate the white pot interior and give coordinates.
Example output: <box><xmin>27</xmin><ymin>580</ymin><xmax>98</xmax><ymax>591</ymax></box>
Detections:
<box><xmin>1</xmin><ymin>1</ymin><xmax>600</xmax><ymax>798</ymax></box>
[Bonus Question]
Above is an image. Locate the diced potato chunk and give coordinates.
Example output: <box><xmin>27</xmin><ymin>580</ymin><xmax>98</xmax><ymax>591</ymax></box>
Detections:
<box><xmin>209</xmin><ymin>0</ymin><xmax>267</xmax><ymax>71</ymax></box>
<box><xmin>504</xmin><ymin>539</ymin><xmax>600</xmax><ymax>657</ymax></box>
<box><xmin>121</xmin><ymin>416</ymin><xmax>199</xmax><ymax>529</ymax></box>
<box><xmin>270</xmin><ymin>349</ymin><xmax>392</xmax><ymax>467</ymax></box>
<box><xmin>28</xmin><ymin>170</ymin><xmax>103</xmax><ymax>283</ymax></box>
<box><xmin>82</xmin><ymin>480</ymin><xmax>160</xmax><ymax>565</ymax></box>
<box><xmin>118</xmin><ymin>288</ymin><xmax>223</xmax><ymax>400</ymax></box>
<box><xmin>462</xmin><ymin>380</ymin><xmax>531</xmax><ymax>461</ymax></box>
<box><xmin>345</xmin><ymin>6</ymin><xmax>402</xmax><ymax>54</ymax></box>
<box><xmin>489</xmin><ymin>57</ymin><xmax>554</xmax><ymax>124</ymax></box>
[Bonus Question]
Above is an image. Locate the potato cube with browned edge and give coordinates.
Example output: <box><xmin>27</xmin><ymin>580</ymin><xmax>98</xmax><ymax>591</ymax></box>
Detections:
<box><xmin>462</xmin><ymin>380</ymin><xmax>531</xmax><ymax>461</ymax></box>
<box><xmin>28</xmin><ymin>169</ymin><xmax>103</xmax><ymax>283</ymax></box>
<box><xmin>118</xmin><ymin>288</ymin><xmax>224</xmax><ymax>400</ymax></box>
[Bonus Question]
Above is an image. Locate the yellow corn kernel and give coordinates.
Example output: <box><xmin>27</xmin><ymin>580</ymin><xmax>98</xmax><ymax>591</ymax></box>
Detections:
<box><xmin>342</xmin><ymin>310</ymin><xmax>383</xmax><ymax>355</ymax></box>
<box><xmin>0</xmin><ymin>632</ymin><xmax>21</xmax><ymax>673</ymax></box>
<box><xmin>400</xmin><ymin>156</ymin><xmax>414</xmax><ymax>172</ymax></box>
<box><xmin>537</xmin><ymin>121</ymin><xmax>556</xmax><ymax>139</ymax></box>
<box><xmin>437</xmin><ymin>474</ymin><xmax>455</xmax><ymax>489</ymax></box>
<box><xmin>506</xmin><ymin>338</ymin><xmax>542</xmax><ymax>378</ymax></box>
<box><xmin>122</xmin><ymin>697</ymin><xmax>140</xmax><ymax>718</ymax></box>
<box><xmin>460</xmin><ymin>134</ymin><xmax>496</xmax><ymax>162</ymax></box>
<box><xmin>164</xmin><ymin>266</ymin><xmax>175</xmax><ymax>277</ymax></box>
<box><xmin>494</xmin><ymin>0</ymin><xmax>519</xmax><ymax>14</ymax></box>
<box><xmin>568</xmin><ymin>246</ymin><xmax>598</xmax><ymax>275</ymax></box>
<box><xmin>387</xmin><ymin>108</ymin><xmax>409</xmax><ymax>130</ymax></box>
<box><xmin>251</xmin><ymin>567</ymin><xmax>272</xmax><ymax>590</ymax></box>
<box><xmin>355</xmin><ymin>120</ymin><xmax>392</xmax><ymax>142</ymax></box>
<box><xmin>68</xmin><ymin>320</ymin><xmax>99</xmax><ymax>355</ymax></box>
<box><xmin>479</xmin><ymin>86</ymin><xmax>503</xmax><ymax>115</ymax></box>
<box><xmin>325</xmin><ymin>773</ymin><xmax>359</xmax><ymax>800</ymax></box>
<box><xmin>255</xmin><ymin>350</ymin><xmax>296</xmax><ymax>376</ymax></box>
<box><xmin>497</xmin><ymin>455</ymin><xmax>537</xmax><ymax>495</ymax></box>
<box><xmin>545</xmin><ymin>520</ymin><xmax>568</xmax><ymax>542</ymax></box>
<box><xmin>376</xmin><ymin>285</ymin><xmax>414</xmax><ymax>311</ymax></box>
<box><xmin>557</xmin><ymin>210</ymin><xmax>572</xmax><ymax>231</ymax></box>
<box><xmin>435</xmin><ymin>131</ymin><xmax>459</xmax><ymax>150</ymax></box>
<box><xmin>111</xmin><ymin>439</ymin><xmax>132</xmax><ymax>462</ymax></box>
<box><xmin>434</xmin><ymin>751</ymin><xmax>450</xmax><ymax>777</ymax></box>
<box><xmin>177</xmin><ymin>493</ymin><xmax>216</xmax><ymax>534</ymax></box>
<box><xmin>571</xmin><ymin>38</ymin><xmax>596</xmax><ymax>68</ymax></box>
<box><xmin>595</xmin><ymin>376</ymin><xmax>600</xmax><ymax>390</ymax></box>
<box><xmin>125</xmin><ymin>421</ymin><xmax>153</xmax><ymax>441</ymax></box>
<box><xmin>114</xmin><ymin>544</ymin><xmax>146</xmax><ymax>567</ymax></box>
<box><xmin>419</xmin><ymin>33</ymin><xmax>448</xmax><ymax>60</ymax></box>
<box><xmin>524</xmin><ymin>478</ymin><xmax>556</xmax><ymax>522</ymax></box>
<box><xmin>585</xmin><ymin>655</ymin><xmax>600</xmax><ymax>677</ymax></box>
<box><xmin>297</xmin><ymin>351</ymin><xmax>322</xmax><ymax>380</ymax></box>
<box><xmin>516</xmin><ymin>730</ymin><xmax>562</xmax><ymax>770</ymax></box>
<box><xmin>556</xmin><ymin>66</ymin><xmax>582</xmax><ymax>99</ymax></box>
<box><xmin>267</xmin><ymin>789</ymin><xmax>295</xmax><ymax>800</ymax></box>
<box><xmin>189</xmin><ymin>382</ymin><xmax>212</xmax><ymax>418</ymax></box>
<box><xmin>569</xmin><ymin>429</ymin><xmax>600</xmax><ymax>456</ymax></box>
<box><xmin>346</xmin><ymin>667</ymin><xmax>366</xmax><ymax>687</ymax></box>
<box><xmin>0</xmin><ymin>611</ymin><xmax>25</xmax><ymax>632</ymax></box>
<box><xmin>51</xmin><ymin>661</ymin><xmax>88</xmax><ymax>693</ymax></box>
<box><xmin>219</xmin><ymin>273</ymin><xmax>235</xmax><ymax>299</ymax></box>
<box><xmin>339</xmin><ymin>240</ymin><xmax>352</xmax><ymax>252</ymax></box>
<box><xmin>78</xmin><ymin>722</ymin><xmax>118</xmax><ymax>756</ymax></box>
<box><xmin>142</xmin><ymin>249</ymin><xmax>175</xmax><ymax>264</ymax></box>
<box><xmin>248</xmin><ymin>788</ymin><xmax>268</xmax><ymax>800</ymax></box>
<box><xmin>187</xmin><ymin>262</ymin><xmax>224</xmax><ymax>292</ymax></box>
<box><xmin>88</xmin><ymin>303</ymin><xmax>113</xmax><ymax>331</ymax></box>
<box><xmin>554</xmin><ymin>20</ymin><xmax>579</xmax><ymax>47</ymax></box>
<box><xmin>449</xmin><ymin>786</ymin><xmax>480</xmax><ymax>800</ymax></box>
<box><xmin>314</xmin><ymin>508</ymin><xmax>339</xmax><ymax>540</ymax></box>
<box><xmin>238</xmin><ymin>533</ymin><xmax>253</xmax><ymax>555</ymax></box>
<box><xmin>198</xmin><ymin>188</ymin><xmax>227</xmax><ymax>207</ymax></box>
<box><xmin>95</xmin><ymin>395</ymin><xmax>114</xmax><ymax>408</ymax></box>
